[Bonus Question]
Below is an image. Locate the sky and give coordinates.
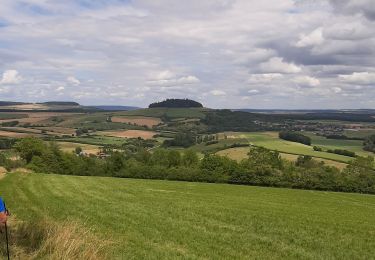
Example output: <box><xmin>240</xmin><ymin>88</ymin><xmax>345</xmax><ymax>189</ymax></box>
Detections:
<box><xmin>0</xmin><ymin>0</ymin><xmax>375</xmax><ymax>109</ymax></box>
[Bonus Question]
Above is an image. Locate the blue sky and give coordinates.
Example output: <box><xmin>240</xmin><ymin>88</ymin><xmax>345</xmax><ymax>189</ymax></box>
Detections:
<box><xmin>0</xmin><ymin>0</ymin><xmax>375</xmax><ymax>108</ymax></box>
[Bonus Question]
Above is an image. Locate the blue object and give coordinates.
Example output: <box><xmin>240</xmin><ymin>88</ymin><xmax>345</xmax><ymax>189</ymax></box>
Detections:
<box><xmin>0</xmin><ymin>197</ymin><xmax>5</xmax><ymax>212</ymax></box>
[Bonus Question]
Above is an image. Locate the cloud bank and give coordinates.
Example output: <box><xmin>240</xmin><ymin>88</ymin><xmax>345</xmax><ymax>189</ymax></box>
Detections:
<box><xmin>0</xmin><ymin>0</ymin><xmax>374</xmax><ymax>108</ymax></box>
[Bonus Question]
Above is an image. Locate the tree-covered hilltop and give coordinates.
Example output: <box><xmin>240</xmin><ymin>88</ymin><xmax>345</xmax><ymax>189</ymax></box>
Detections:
<box><xmin>41</xmin><ymin>101</ymin><xmax>80</xmax><ymax>106</ymax></box>
<box><xmin>149</xmin><ymin>99</ymin><xmax>203</xmax><ymax>108</ymax></box>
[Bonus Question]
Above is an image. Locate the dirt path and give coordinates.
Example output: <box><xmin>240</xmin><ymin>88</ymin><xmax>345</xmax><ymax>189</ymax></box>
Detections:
<box><xmin>0</xmin><ymin>166</ymin><xmax>7</xmax><ymax>180</ymax></box>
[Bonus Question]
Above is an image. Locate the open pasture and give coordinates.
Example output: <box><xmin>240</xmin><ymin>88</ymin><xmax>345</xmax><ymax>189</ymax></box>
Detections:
<box><xmin>111</xmin><ymin>116</ymin><xmax>162</xmax><ymax>128</ymax></box>
<box><xmin>1</xmin><ymin>173</ymin><xmax>375</xmax><ymax>259</ymax></box>
<box><xmin>98</xmin><ymin>129</ymin><xmax>157</xmax><ymax>139</ymax></box>
<box><xmin>304</xmin><ymin>132</ymin><xmax>372</xmax><ymax>157</ymax></box>
<box><xmin>233</xmin><ymin>132</ymin><xmax>355</xmax><ymax>162</ymax></box>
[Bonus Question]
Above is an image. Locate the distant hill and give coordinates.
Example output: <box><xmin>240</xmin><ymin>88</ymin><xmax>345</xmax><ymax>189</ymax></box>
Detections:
<box><xmin>149</xmin><ymin>99</ymin><xmax>203</xmax><ymax>108</ymax></box>
<box><xmin>0</xmin><ymin>101</ymin><xmax>29</xmax><ymax>106</ymax></box>
<box><xmin>94</xmin><ymin>105</ymin><xmax>140</xmax><ymax>111</ymax></box>
<box><xmin>40</xmin><ymin>101</ymin><xmax>80</xmax><ymax>106</ymax></box>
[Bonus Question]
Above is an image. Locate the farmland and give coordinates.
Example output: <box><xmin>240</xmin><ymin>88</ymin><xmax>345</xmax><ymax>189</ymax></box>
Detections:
<box><xmin>1</xmin><ymin>172</ymin><xmax>375</xmax><ymax>259</ymax></box>
<box><xmin>98</xmin><ymin>129</ymin><xmax>157</xmax><ymax>139</ymax></box>
<box><xmin>111</xmin><ymin>116</ymin><xmax>162</xmax><ymax>128</ymax></box>
<box><xmin>231</xmin><ymin>132</ymin><xmax>371</xmax><ymax>163</ymax></box>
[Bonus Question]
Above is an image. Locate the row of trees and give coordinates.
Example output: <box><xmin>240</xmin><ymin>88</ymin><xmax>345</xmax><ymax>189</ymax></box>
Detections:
<box><xmin>2</xmin><ymin>137</ymin><xmax>375</xmax><ymax>194</ymax></box>
<box><xmin>279</xmin><ymin>131</ymin><xmax>312</xmax><ymax>146</ymax></box>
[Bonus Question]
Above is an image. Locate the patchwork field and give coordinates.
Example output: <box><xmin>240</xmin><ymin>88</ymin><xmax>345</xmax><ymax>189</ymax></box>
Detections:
<box><xmin>1</xmin><ymin>173</ymin><xmax>375</xmax><ymax>259</ymax></box>
<box><xmin>111</xmin><ymin>116</ymin><xmax>162</xmax><ymax>128</ymax></box>
<box><xmin>0</xmin><ymin>130</ymin><xmax>35</xmax><ymax>138</ymax></box>
<box><xmin>0</xmin><ymin>112</ymin><xmax>82</xmax><ymax>125</ymax></box>
<box><xmin>99</xmin><ymin>129</ymin><xmax>157</xmax><ymax>139</ymax></box>
<box><xmin>56</xmin><ymin>142</ymin><xmax>101</xmax><ymax>155</ymax></box>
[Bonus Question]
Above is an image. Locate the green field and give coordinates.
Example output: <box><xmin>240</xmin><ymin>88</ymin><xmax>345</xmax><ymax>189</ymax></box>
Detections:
<box><xmin>235</xmin><ymin>132</ymin><xmax>364</xmax><ymax>163</ymax></box>
<box><xmin>304</xmin><ymin>132</ymin><xmax>372</xmax><ymax>157</ymax></box>
<box><xmin>1</xmin><ymin>173</ymin><xmax>375</xmax><ymax>259</ymax></box>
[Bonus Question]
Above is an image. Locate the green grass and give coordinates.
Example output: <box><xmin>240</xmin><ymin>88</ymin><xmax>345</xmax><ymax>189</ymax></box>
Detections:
<box><xmin>1</xmin><ymin>173</ymin><xmax>375</xmax><ymax>259</ymax></box>
<box><xmin>189</xmin><ymin>138</ymin><xmax>249</xmax><ymax>153</ymax></box>
<box><xmin>237</xmin><ymin>132</ymin><xmax>355</xmax><ymax>162</ymax></box>
<box><xmin>59</xmin><ymin>135</ymin><xmax>126</xmax><ymax>146</ymax></box>
<box><xmin>344</xmin><ymin>129</ymin><xmax>375</xmax><ymax>139</ymax></box>
<box><xmin>304</xmin><ymin>132</ymin><xmax>372</xmax><ymax>157</ymax></box>
<box><xmin>117</xmin><ymin>108</ymin><xmax>208</xmax><ymax>119</ymax></box>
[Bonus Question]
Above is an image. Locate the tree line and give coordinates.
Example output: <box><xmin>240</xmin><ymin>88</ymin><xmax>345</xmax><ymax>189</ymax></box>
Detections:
<box><xmin>1</xmin><ymin>137</ymin><xmax>375</xmax><ymax>194</ymax></box>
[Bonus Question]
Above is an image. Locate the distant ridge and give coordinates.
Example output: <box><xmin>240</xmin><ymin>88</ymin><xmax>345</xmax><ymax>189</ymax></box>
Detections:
<box><xmin>40</xmin><ymin>101</ymin><xmax>80</xmax><ymax>106</ymax></box>
<box><xmin>94</xmin><ymin>105</ymin><xmax>140</xmax><ymax>111</ymax></box>
<box><xmin>0</xmin><ymin>101</ymin><xmax>29</xmax><ymax>106</ymax></box>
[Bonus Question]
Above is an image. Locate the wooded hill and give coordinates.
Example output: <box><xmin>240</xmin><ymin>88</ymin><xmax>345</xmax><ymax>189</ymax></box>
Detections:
<box><xmin>149</xmin><ymin>99</ymin><xmax>203</xmax><ymax>108</ymax></box>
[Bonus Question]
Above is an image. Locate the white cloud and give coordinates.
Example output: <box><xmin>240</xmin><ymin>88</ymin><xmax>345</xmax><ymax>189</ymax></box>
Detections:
<box><xmin>296</xmin><ymin>28</ymin><xmax>324</xmax><ymax>47</ymax></box>
<box><xmin>339</xmin><ymin>72</ymin><xmax>375</xmax><ymax>85</ymax></box>
<box><xmin>147</xmin><ymin>71</ymin><xmax>200</xmax><ymax>87</ymax></box>
<box><xmin>67</xmin><ymin>76</ymin><xmax>81</xmax><ymax>86</ymax></box>
<box><xmin>247</xmin><ymin>89</ymin><xmax>260</xmax><ymax>95</ymax></box>
<box><xmin>210</xmin><ymin>90</ymin><xmax>226</xmax><ymax>96</ymax></box>
<box><xmin>293</xmin><ymin>76</ymin><xmax>320</xmax><ymax>87</ymax></box>
<box><xmin>0</xmin><ymin>70</ymin><xmax>22</xmax><ymax>84</ymax></box>
<box><xmin>259</xmin><ymin>57</ymin><xmax>302</xmax><ymax>74</ymax></box>
<box><xmin>248</xmin><ymin>73</ymin><xmax>283</xmax><ymax>83</ymax></box>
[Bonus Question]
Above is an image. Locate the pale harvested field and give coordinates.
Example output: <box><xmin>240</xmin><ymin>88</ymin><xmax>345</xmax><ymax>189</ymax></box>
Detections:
<box><xmin>35</xmin><ymin>127</ymin><xmax>76</xmax><ymax>135</ymax></box>
<box><xmin>0</xmin><ymin>127</ymin><xmax>42</xmax><ymax>134</ymax></box>
<box><xmin>0</xmin><ymin>130</ymin><xmax>35</xmax><ymax>138</ymax></box>
<box><xmin>111</xmin><ymin>116</ymin><xmax>162</xmax><ymax>128</ymax></box>
<box><xmin>0</xmin><ymin>112</ymin><xmax>81</xmax><ymax>124</ymax></box>
<box><xmin>57</xmin><ymin>142</ymin><xmax>101</xmax><ymax>155</ymax></box>
<box><xmin>99</xmin><ymin>130</ymin><xmax>157</xmax><ymax>139</ymax></box>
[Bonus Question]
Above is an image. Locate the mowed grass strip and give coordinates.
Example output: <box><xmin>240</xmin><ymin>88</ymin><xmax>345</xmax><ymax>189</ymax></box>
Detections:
<box><xmin>1</xmin><ymin>173</ymin><xmax>375</xmax><ymax>259</ymax></box>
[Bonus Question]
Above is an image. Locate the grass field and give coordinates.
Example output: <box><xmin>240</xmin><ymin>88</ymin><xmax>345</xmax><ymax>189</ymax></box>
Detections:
<box><xmin>98</xmin><ymin>130</ymin><xmax>157</xmax><ymax>139</ymax></box>
<box><xmin>234</xmin><ymin>132</ymin><xmax>361</xmax><ymax>163</ymax></box>
<box><xmin>1</xmin><ymin>173</ymin><xmax>375</xmax><ymax>259</ymax></box>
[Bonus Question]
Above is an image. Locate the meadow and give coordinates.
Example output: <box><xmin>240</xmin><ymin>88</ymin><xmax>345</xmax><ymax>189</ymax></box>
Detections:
<box><xmin>1</xmin><ymin>172</ymin><xmax>375</xmax><ymax>259</ymax></box>
<box><xmin>232</xmin><ymin>132</ymin><xmax>371</xmax><ymax>163</ymax></box>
